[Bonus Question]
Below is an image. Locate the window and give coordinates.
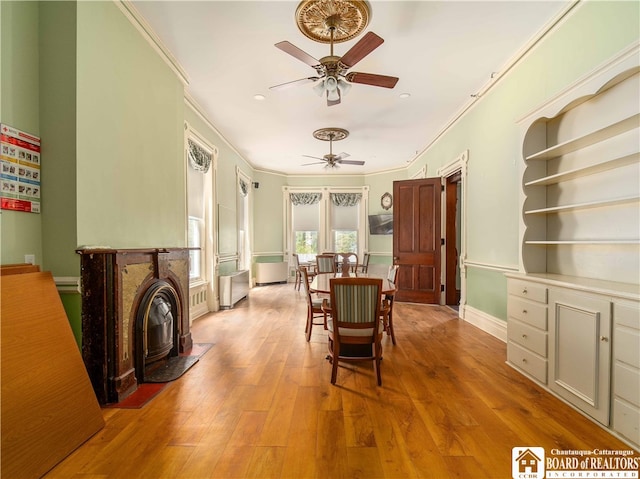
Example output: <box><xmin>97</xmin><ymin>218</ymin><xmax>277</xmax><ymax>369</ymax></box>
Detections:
<box><xmin>292</xmin><ymin>200</ymin><xmax>320</xmax><ymax>263</ymax></box>
<box><xmin>188</xmin><ymin>216</ymin><xmax>203</xmax><ymax>280</ymax></box>
<box><xmin>285</xmin><ymin>188</ymin><xmax>368</xmax><ymax>263</ymax></box>
<box><xmin>237</xmin><ymin>169</ymin><xmax>252</xmax><ymax>271</ymax></box>
<box><xmin>187</xmin><ymin>139</ymin><xmax>210</xmax><ymax>282</ymax></box>
<box><xmin>330</xmin><ymin>193</ymin><xmax>361</xmax><ymax>254</ymax></box>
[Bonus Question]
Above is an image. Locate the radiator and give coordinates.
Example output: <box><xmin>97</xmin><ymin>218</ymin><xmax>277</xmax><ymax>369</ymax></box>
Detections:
<box><xmin>219</xmin><ymin>270</ymin><xmax>249</xmax><ymax>309</ymax></box>
<box><xmin>255</xmin><ymin>262</ymin><xmax>288</xmax><ymax>285</ymax></box>
<box><xmin>189</xmin><ymin>281</ymin><xmax>209</xmax><ymax>322</ymax></box>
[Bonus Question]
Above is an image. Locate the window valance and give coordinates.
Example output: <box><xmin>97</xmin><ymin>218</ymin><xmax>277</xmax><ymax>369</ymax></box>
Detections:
<box><xmin>187</xmin><ymin>139</ymin><xmax>212</xmax><ymax>173</ymax></box>
<box><xmin>290</xmin><ymin>192</ymin><xmax>322</xmax><ymax>206</ymax></box>
<box><xmin>330</xmin><ymin>193</ymin><xmax>361</xmax><ymax>207</ymax></box>
<box><xmin>239</xmin><ymin>178</ymin><xmax>249</xmax><ymax>197</ymax></box>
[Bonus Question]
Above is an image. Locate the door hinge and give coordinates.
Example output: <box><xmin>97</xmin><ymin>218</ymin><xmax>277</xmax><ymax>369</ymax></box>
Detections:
<box><xmin>441</xmin><ymin>238</ymin><xmax>445</xmax><ymax>245</ymax></box>
<box><xmin>440</xmin><ymin>284</ymin><xmax>445</xmax><ymax>292</ymax></box>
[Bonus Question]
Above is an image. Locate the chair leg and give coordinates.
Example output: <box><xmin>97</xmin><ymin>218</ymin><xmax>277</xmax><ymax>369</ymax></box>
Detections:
<box><xmin>388</xmin><ymin>309</ymin><xmax>396</xmax><ymax>345</ymax></box>
<box><xmin>374</xmin><ymin>341</ymin><xmax>382</xmax><ymax>386</ymax></box>
<box><xmin>330</xmin><ymin>341</ymin><xmax>340</xmax><ymax>384</ymax></box>
<box><xmin>295</xmin><ymin>270</ymin><xmax>301</xmax><ymax>290</ymax></box>
<box><xmin>305</xmin><ymin>308</ymin><xmax>312</xmax><ymax>342</ymax></box>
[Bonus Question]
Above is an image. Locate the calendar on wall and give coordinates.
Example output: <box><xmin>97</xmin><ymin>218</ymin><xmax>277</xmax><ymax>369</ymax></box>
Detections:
<box><xmin>0</xmin><ymin>123</ymin><xmax>41</xmax><ymax>213</ymax></box>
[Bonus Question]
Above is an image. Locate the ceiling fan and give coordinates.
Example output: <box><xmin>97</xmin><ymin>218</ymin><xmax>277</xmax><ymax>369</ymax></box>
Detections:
<box><xmin>270</xmin><ymin>7</ymin><xmax>399</xmax><ymax>106</ymax></box>
<box><xmin>302</xmin><ymin>128</ymin><xmax>365</xmax><ymax>168</ymax></box>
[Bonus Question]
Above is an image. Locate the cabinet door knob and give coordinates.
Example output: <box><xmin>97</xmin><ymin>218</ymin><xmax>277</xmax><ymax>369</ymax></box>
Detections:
<box><xmin>522</xmin><ymin>358</ymin><xmax>528</xmax><ymax>363</ymax></box>
<box><xmin>522</xmin><ymin>309</ymin><xmax>528</xmax><ymax>314</ymax></box>
<box><xmin>600</xmin><ymin>336</ymin><xmax>609</xmax><ymax>342</ymax></box>
<box><xmin>522</xmin><ymin>334</ymin><xmax>528</xmax><ymax>339</ymax></box>
<box><xmin>522</xmin><ymin>288</ymin><xmax>528</xmax><ymax>294</ymax></box>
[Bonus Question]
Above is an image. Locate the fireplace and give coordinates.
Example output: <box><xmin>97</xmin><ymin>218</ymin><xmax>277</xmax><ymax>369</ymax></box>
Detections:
<box><xmin>77</xmin><ymin>248</ymin><xmax>192</xmax><ymax>404</ymax></box>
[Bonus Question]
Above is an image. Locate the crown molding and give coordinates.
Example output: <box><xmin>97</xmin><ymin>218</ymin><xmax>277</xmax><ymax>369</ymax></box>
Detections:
<box><xmin>114</xmin><ymin>0</ymin><xmax>189</xmax><ymax>85</ymax></box>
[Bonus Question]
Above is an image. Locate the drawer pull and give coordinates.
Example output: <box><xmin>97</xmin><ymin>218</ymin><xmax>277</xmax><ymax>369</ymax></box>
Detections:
<box><xmin>522</xmin><ymin>288</ymin><xmax>528</xmax><ymax>294</ymax></box>
<box><xmin>522</xmin><ymin>309</ymin><xmax>527</xmax><ymax>314</ymax></box>
<box><xmin>522</xmin><ymin>358</ymin><xmax>528</xmax><ymax>364</ymax></box>
<box><xmin>600</xmin><ymin>336</ymin><xmax>609</xmax><ymax>342</ymax></box>
<box><xmin>522</xmin><ymin>334</ymin><xmax>528</xmax><ymax>339</ymax></box>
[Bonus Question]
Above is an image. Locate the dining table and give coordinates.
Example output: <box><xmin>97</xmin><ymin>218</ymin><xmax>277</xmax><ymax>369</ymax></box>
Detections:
<box><xmin>310</xmin><ymin>272</ymin><xmax>396</xmax><ymax>295</ymax></box>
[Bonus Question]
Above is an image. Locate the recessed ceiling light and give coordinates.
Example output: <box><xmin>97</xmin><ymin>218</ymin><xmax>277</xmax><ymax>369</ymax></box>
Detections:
<box><xmin>253</xmin><ymin>94</ymin><xmax>266</xmax><ymax>101</ymax></box>
<box><xmin>399</xmin><ymin>93</ymin><xmax>411</xmax><ymax>99</ymax></box>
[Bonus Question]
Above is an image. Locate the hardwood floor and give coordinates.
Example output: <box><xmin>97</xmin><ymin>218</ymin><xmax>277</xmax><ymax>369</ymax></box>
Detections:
<box><xmin>43</xmin><ymin>283</ymin><xmax>633</xmax><ymax>479</ymax></box>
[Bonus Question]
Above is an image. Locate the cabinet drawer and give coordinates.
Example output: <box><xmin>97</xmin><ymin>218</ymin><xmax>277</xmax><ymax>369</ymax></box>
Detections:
<box><xmin>615</xmin><ymin>325</ymin><xmax>640</xmax><ymax>368</ymax></box>
<box><xmin>508</xmin><ymin>296</ymin><xmax>548</xmax><ymax>330</ymax></box>
<box><xmin>614</xmin><ymin>362</ymin><xmax>640</xmax><ymax>408</ymax></box>
<box><xmin>508</xmin><ymin>320</ymin><xmax>547</xmax><ymax>357</ymax></box>
<box><xmin>508</xmin><ymin>342</ymin><xmax>547</xmax><ymax>384</ymax></box>
<box><xmin>508</xmin><ymin>280</ymin><xmax>547</xmax><ymax>303</ymax></box>
<box><xmin>613</xmin><ymin>399</ymin><xmax>640</xmax><ymax>447</ymax></box>
<box><xmin>614</xmin><ymin>301</ymin><xmax>640</xmax><ymax>330</ymax></box>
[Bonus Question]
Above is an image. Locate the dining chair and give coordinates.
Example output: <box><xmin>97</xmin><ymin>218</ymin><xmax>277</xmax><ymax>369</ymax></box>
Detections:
<box><xmin>292</xmin><ymin>253</ymin><xmax>315</xmax><ymax>291</ymax></box>
<box><xmin>322</xmin><ymin>277</ymin><xmax>384</xmax><ymax>385</ymax></box>
<box><xmin>292</xmin><ymin>253</ymin><xmax>302</xmax><ymax>290</ymax></box>
<box><xmin>336</xmin><ymin>252</ymin><xmax>358</xmax><ymax>274</ymax></box>
<box><xmin>359</xmin><ymin>252</ymin><xmax>371</xmax><ymax>273</ymax></box>
<box><xmin>381</xmin><ymin>264</ymin><xmax>399</xmax><ymax>345</ymax></box>
<box><xmin>300</xmin><ymin>266</ymin><xmax>327</xmax><ymax>341</ymax></box>
<box><xmin>316</xmin><ymin>253</ymin><xmax>337</xmax><ymax>273</ymax></box>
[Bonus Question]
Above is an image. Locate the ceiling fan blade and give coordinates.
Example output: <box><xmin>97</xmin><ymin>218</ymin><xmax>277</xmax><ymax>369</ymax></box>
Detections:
<box><xmin>338</xmin><ymin>160</ymin><xmax>365</xmax><ymax>165</ymax></box>
<box><xmin>301</xmin><ymin>161</ymin><xmax>328</xmax><ymax>166</ymax></box>
<box><xmin>275</xmin><ymin>41</ymin><xmax>320</xmax><ymax>67</ymax></box>
<box><xmin>346</xmin><ymin>72</ymin><xmax>399</xmax><ymax>89</ymax></box>
<box><xmin>334</xmin><ymin>152</ymin><xmax>350</xmax><ymax>161</ymax></box>
<box><xmin>302</xmin><ymin>154</ymin><xmax>325</xmax><ymax>160</ymax></box>
<box><xmin>269</xmin><ymin>77</ymin><xmax>319</xmax><ymax>90</ymax></box>
<box><xmin>339</xmin><ymin>32</ymin><xmax>384</xmax><ymax>68</ymax></box>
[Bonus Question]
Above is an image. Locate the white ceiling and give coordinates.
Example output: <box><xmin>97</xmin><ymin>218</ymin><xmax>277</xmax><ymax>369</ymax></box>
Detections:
<box><xmin>131</xmin><ymin>0</ymin><xmax>571</xmax><ymax>176</ymax></box>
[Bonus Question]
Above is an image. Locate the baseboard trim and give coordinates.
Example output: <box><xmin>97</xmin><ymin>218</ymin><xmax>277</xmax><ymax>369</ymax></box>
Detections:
<box><xmin>461</xmin><ymin>305</ymin><xmax>507</xmax><ymax>343</ymax></box>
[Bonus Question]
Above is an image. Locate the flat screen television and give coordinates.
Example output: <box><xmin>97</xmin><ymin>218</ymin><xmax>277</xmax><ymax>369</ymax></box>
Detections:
<box><xmin>368</xmin><ymin>214</ymin><xmax>393</xmax><ymax>235</ymax></box>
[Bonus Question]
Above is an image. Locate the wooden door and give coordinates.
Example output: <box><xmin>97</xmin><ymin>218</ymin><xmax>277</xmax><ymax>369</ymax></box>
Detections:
<box><xmin>393</xmin><ymin>178</ymin><xmax>441</xmax><ymax>303</ymax></box>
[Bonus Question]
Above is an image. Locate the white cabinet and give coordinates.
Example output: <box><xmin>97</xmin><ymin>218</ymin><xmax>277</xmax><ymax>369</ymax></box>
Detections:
<box><xmin>612</xmin><ymin>300</ymin><xmax>640</xmax><ymax>447</ymax></box>
<box><xmin>548</xmin><ymin>288</ymin><xmax>611</xmax><ymax>426</ymax></box>
<box><xmin>506</xmin><ymin>274</ymin><xmax>639</xmax><ymax>449</ymax></box>
<box><xmin>507</xmin><ymin>279</ymin><xmax>548</xmax><ymax>384</ymax></box>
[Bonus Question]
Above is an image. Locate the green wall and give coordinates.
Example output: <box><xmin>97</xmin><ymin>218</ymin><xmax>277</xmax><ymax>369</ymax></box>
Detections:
<box><xmin>76</xmin><ymin>1</ymin><xmax>186</xmax><ymax>249</ymax></box>
<box><xmin>0</xmin><ymin>1</ymin><xmax>42</xmax><ymax>266</ymax></box>
<box><xmin>40</xmin><ymin>1</ymin><xmax>77</xmax><ymax>276</ymax></box>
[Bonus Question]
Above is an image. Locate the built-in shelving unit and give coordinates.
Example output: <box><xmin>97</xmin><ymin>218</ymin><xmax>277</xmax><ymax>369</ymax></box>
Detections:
<box><xmin>525</xmin><ymin>113</ymin><xmax>639</xmax><ymax>161</ymax></box>
<box><xmin>509</xmin><ymin>47</ymin><xmax>640</xmax><ymax>451</ymax></box>
<box><xmin>520</xmin><ymin>68</ymin><xmax>640</xmax><ymax>281</ymax></box>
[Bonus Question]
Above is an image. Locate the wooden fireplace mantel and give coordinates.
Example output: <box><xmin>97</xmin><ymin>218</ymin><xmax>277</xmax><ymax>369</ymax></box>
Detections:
<box><xmin>77</xmin><ymin>247</ymin><xmax>192</xmax><ymax>404</ymax></box>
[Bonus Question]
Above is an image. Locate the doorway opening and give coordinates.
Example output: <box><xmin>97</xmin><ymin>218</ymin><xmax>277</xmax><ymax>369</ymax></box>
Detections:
<box><xmin>438</xmin><ymin>150</ymin><xmax>468</xmax><ymax>313</ymax></box>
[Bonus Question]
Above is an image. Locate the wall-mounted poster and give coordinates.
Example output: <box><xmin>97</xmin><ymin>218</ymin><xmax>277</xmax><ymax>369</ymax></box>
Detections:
<box><xmin>1</xmin><ymin>123</ymin><xmax>41</xmax><ymax>213</ymax></box>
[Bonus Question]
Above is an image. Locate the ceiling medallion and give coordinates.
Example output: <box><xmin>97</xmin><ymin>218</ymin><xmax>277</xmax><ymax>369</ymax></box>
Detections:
<box><xmin>295</xmin><ymin>0</ymin><xmax>370</xmax><ymax>44</ymax></box>
<box><xmin>313</xmin><ymin>127</ymin><xmax>349</xmax><ymax>141</ymax></box>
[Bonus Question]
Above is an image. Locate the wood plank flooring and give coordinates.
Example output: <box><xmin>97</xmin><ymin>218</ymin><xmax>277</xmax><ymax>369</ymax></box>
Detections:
<box><xmin>43</xmin><ymin>283</ymin><xmax>633</xmax><ymax>479</ymax></box>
